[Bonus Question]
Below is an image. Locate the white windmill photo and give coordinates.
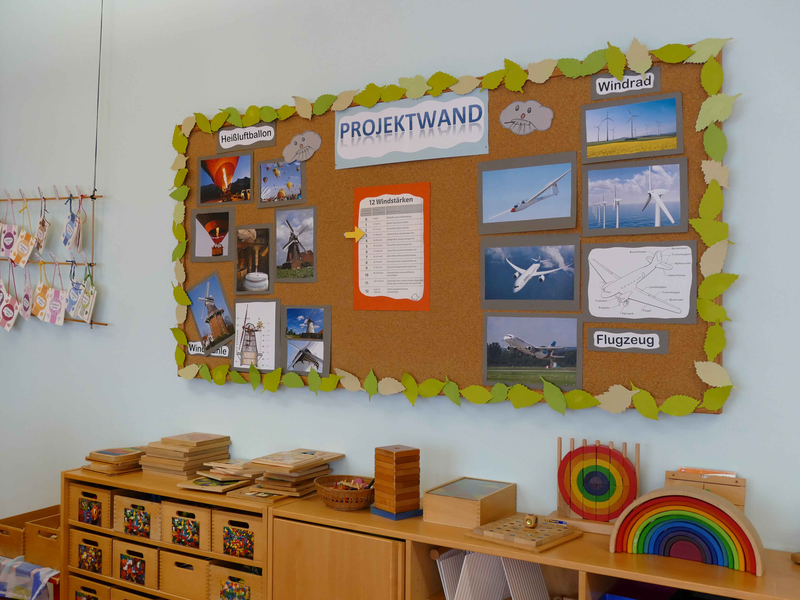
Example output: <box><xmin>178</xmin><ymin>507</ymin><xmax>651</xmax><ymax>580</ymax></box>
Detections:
<box><xmin>613</xmin><ymin>186</ymin><xmax>622</xmax><ymax>229</ymax></box>
<box><xmin>642</xmin><ymin>166</ymin><xmax>675</xmax><ymax>227</ymax></box>
<box><xmin>600</xmin><ymin>110</ymin><xmax>613</xmax><ymax>142</ymax></box>
<box><xmin>626</xmin><ymin>108</ymin><xmax>639</xmax><ymax>138</ymax></box>
<box><xmin>602</xmin><ymin>195</ymin><xmax>607</xmax><ymax>229</ymax></box>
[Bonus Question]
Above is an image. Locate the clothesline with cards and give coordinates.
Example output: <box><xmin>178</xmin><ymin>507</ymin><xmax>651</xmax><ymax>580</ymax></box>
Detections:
<box><xmin>0</xmin><ymin>185</ymin><xmax>107</xmax><ymax>330</ymax></box>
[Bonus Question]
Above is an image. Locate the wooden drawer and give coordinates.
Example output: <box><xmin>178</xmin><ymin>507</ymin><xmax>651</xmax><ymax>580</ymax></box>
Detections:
<box><xmin>212</xmin><ymin>510</ymin><xmax>264</xmax><ymax>562</ymax></box>
<box><xmin>69</xmin><ymin>529</ymin><xmax>114</xmax><ymax>576</ymax></box>
<box><xmin>0</xmin><ymin>505</ymin><xmax>59</xmax><ymax>559</ymax></box>
<box><xmin>112</xmin><ymin>539</ymin><xmax>160</xmax><ymax>590</ymax></box>
<box><xmin>160</xmin><ymin>550</ymin><xmax>209</xmax><ymax>600</ymax></box>
<box><xmin>272</xmin><ymin>519</ymin><xmax>404</xmax><ymax>600</ymax></box>
<box><xmin>68</xmin><ymin>575</ymin><xmax>112</xmax><ymax>600</ymax></box>
<box><xmin>209</xmin><ymin>562</ymin><xmax>263</xmax><ymax>600</ymax></box>
<box><xmin>161</xmin><ymin>502</ymin><xmax>211</xmax><ymax>551</ymax></box>
<box><xmin>114</xmin><ymin>494</ymin><xmax>162</xmax><ymax>541</ymax></box>
<box><xmin>24</xmin><ymin>514</ymin><xmax>61</xmax><ymax>570</ymax></box>
<box><xmin>110</xmin><ymin>588</ymin><xmax>156</xmax><ymax>600</ymax></box>
<box><xmin>69</xmin><ymin>483</ymin><xmax>117</xmax><ymax>529</ymax></box>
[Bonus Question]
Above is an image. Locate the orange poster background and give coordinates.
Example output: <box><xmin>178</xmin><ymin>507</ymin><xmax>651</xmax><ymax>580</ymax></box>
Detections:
<box><xmin>353</xmin><ymin>182</ymin><xmax>430</xmax><ymax>311</ymax></box>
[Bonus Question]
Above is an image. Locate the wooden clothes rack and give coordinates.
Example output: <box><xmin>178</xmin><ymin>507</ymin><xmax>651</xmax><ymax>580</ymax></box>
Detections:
<box><xmin>0</xmin><ymin>191</ymin><xmax>107</xmax><ymax>328</ymax></box>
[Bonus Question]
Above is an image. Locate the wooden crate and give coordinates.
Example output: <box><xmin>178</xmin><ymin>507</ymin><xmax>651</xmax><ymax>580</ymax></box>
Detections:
<box><xmin>69</xmin><ymin>483</ymin><xmax>117</xmax><ymax>529</ymax></box>
<box><xmin>423</xmin><ymin>477</ymin><xmax>516</xmax><ymax>529</ymax></box>
<box><xmin>110</xmin><ymin>588</ymin><xmax>157</xmax><ymax>600</ymax></box>
<box><xmin>208</xmin><ymin>562</ymin><xmax>263</xmax><ymax>600</ymax></box>
<box><xmin>112</xmin><ymin>538</ymin><xmax>160</xmax><ymax>590</ymax></box>
<box><xmin>114</xmin><ymin>494</ymin><xmax>162</xmax><ymax>541</ymax></box>
<box><xmin>161</xmin><ymin>501</ymin><xmax>211</xmax><ymax>551</ymax></box>
<box><xmin>69</xmin><ymin>529</ymin><xmax>114</xmax><ymax>577</ymax></box>
<box><xmin>69</xmin><ymin>575</ymin><xmax>112</xmax><ymax>600</ymax></box>
<box><xmin>0</xmin><ymin>505</ymin><xmax>59</xmax><ymax>559</ymax></box>
<box><xmin>23</xmin><ymin>514</ymin><xmax>61</xmax><ymax>570</ymax></box>
<box><xmin>159</xmin><ymin>550</ymin><xmax>209</xmax><ymax>600</ymax></box>
<box><xmin>212</xmin><ymin>510</ymin><xmax>265</xmax><ymax>562</ymax></box>
<box><xmin>665</xmin><ymin>471</ymin><xmax>746</xmax><ymax>511</ymax></box>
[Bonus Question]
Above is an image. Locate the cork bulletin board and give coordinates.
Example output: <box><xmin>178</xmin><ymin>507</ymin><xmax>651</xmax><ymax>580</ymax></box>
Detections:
<box><xmin>171</xmin><ymin>40</ymin><xmax>736</xmax><ymax>415</ymax></box>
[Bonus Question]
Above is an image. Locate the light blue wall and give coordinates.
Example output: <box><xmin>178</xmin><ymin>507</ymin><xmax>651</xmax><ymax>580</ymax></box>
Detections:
<box><xmin>2</xmin><ymin>0</ymin><xmax>799</xmax><ymax>550</ymax></box>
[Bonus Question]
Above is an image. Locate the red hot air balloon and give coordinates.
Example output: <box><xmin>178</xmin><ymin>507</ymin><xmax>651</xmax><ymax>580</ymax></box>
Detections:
<box><xmin>196</xmin><ymin>212</ymin><xmax>229</xmax><ymax>257</ymax></box>
<box><xmin>202</xmin><ymin>156</ymin><xmax>240</xmax><ymax>200</ymax></box>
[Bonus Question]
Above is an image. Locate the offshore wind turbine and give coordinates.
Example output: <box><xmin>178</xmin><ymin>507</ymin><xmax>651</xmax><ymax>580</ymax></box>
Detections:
<box><xmin>600</xmin><ymin>110</ymin><xmax>613</xmax><ymax>141</ymax></box>
<box><xmin>626</xmin><ymin>108</ymin><xmax>639</xmax><ymax>138</ymax></box>
<box><xmin>613</xmin><ymin>186</ymin><xmax>621</xmax><ymax>228</ymax></box>
<box><xmin>602</xmin><ymin>195</ymin><xmax>607</xmax><ymax>229</ymax></box>
<box><xmin>642</xmin><ymin>166</ymin><xmax>675</xmax><ymax>227</ymax></box>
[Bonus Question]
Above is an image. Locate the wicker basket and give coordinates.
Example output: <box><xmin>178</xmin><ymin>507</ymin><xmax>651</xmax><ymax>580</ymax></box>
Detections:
<box><xmin>314</xmin><ymin>475</ymin><xmax>375</xmax><ymax>512</ymax></box>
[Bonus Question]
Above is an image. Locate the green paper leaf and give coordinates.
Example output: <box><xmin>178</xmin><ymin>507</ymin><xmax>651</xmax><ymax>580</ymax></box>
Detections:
<box><xmin>198</xmin><ymin>364</ymin><xmax>212</xmax><ymax>383</ymax></box>
<box><xmin>698</xmin><ymin>298</ymin><xmax>731</xmax><ymax>323</ymax></box>
<box><xmin>701</xmin><ymin>57</ymin><xmax>724</xmax><ymax>96</ymax></box>
<box><xmin>262</xmin><ymin>368</ymin><xmax>282</xmax><ymax>392</ymax></box>
<box><xmin>450</xmin><ymin>75</ymin><xmax>481</xmax><ymax>95</ymax></box>
<box><xmin>443</xmin><ymin>379</ymin><xmax>461</xmax><ymax>406</ymax></box>
<box><xmin>695</xmin><ymin>361</ymin><xmax>732</xmax><ymax>387</ymax></box>
<box><xmin>170</xmin><ymin>327</ymin><xmax>188</xmax><ymax>346</ymax></box>
<box><xmin>481</xmin><ymin>68</ymin><xmax>507</xmax><ymax>90</ymax></box>
<box><xmin>178</xmin><ymin>364</ymin><xmax>200</xmax><ymax>380</ymax></box>
<box><xmin>626</xmin><ymin>38</ymin><xmax>652</xmax><ymax>76</ymax></box>
<box><xmin>260</xmin><ymin>106</ymin><xmax>278</xmax><ymax>122</ymax></box>
<box><xmin>242</xmin><ymin>105</ymin><xmax>260</xmax><ymax>127</ymax></box>
<box><xmin>173</xmin><ymin>285</ymin><xmax>191</xmax><ymax>306</ymax></box>
<box><xmin>194</xmin><ymin>113</ymin><xmax>212</xmax><ymax>134</ymax></box>
<box><xmin>701</xmin><ymin>385</ymin><xmax>732</xmax><ymax>411</ymax></box>
<box><xmin>381</xmin><ymin>84</ymin><xmax>406</xmax><ymax>102</ymax></box>
<box><xmin>508</xmin><ymin>384</ymin><xmax>541</xmax><ymax>409</ymax></box>
<box><xmin>565</xmin><ymin>389</ymin><xmax>600</xmax><ymax>410</ymax></box>
<box><xmin>580</xmin><ymin>49</ymin><xmax>607</xmax><ymax>76</ymax></box>
<box><xmin>541</xmin><ymin>378</ymin><xmax>567</xmax><ymax>415</ymax></box>
<box><xmin>354</xmin><ymin>84</ymin><xmax>384</xmax><ymax>108</ymax></box>
<box><xmin>703</xmin><ymin>124</ymin><xmax>727</xmax><ymax>162</ymax></box>
<box><xmin>489</xmin><ymin>383</ymin><xmax>508</xmax><ymax>403</ymax></box>
<box><xmin>398</xmin><ymin>76</ymin><xmax>431</xmax><ymax>100</ymax></box>
<box><xmin>557</xmin><ymin>58</ymin><xmax>583</xmax><ymax>79</ymax></box>
<box><xmin>705</xmin><ymin>324</ymin><xmax>727</xmax><ymax>361</ymax></box>
<box><xmin>175</xmin><ymin>345</ymin><xmax>185</xmax><ymax>367</ymax></box>
<box><xmin>293</xmin><ymin>96</ymin><xmax>312</xmax><ymax>120</ymax></box>
<box><xmin>527</xmin><ymin>59</ymin><xmax>558</xmax><ymax>84</ymax></box>
<box><xmin>222</xmin><ymin>107</ymin><xmax>242</xmax><ymax>127</ymax></box>
<box><xmin>308</xmin><ymin>368</ymin><xmax>321</xmax><ymax>395</ymax></box>
<box><xmin>319</xmin><ymin>375</ymin><xmax>340</xmax><ymax>392</ymax></box>
<box><xmin>631</xmin><ymin>385</ymin><xmax>659</xmax><ymax>420</ymax></box>
<box><xmin>690</xmin><ymin>218</ymin><xmax>729</xmax><ymax>247</ymax></box>
<box><xmin>212</xmin><ymin>364</ymin><xmax>229</xmax><ymax>385</ymax></box>
<box><xmin>606</xmin><ymin>43</ymin><xmax>627</xmax><ymax>80</ymax></box>
<box><xmin>171</xmin><ymin>241</ymin><xmax>187</xmax><ymax>262</ymax></box>
<box><xmin>277</xmin><ymin>105</ymin><xmax>296</xmax><ymax>120</ymax></box>
<box><xmin>699</xmin><ymin>273</ymin><xmax>738</xmax><ymax>300</ymax></box>
<box><xmin>170</xmin><ymin>186</ymin><xmax>189</xmax><ymax>202</ymax></box>
<box><xmin>419</xmin><ymin>378</ymin><xmax>445</xmax><ymax>398</ymax></box>
<box><xmin>687</xmin><ymin>38</ymin><xmax>731</xmax><ymax>64</ymax></box>
<box><xmin>249</xmin><ymin>365</ymin><xmax>260</xmax><ymax>390</ymax></box>
<box><xmin>503</xmin><ymin>59</ymin><xmax>527</xmax><ymax>93</ymax></box>
<box><xmin>312</xmin><ymin>94</ymin><xmax>337</xmax><ymax>116</ymax></box>
<box><xmin>173</xmin><ymin>169</ymin><xmax>188</xmax><ymax>189</ymax></box>
<box><xmin>173</xmin><ymin>222</ymin><xmax>186</xmax><ymax>243</ymax></box>
<box><xmin>699</xmin><ymin>180</ymin><xmax>724</xmax><ymax>220</ymax></box>
<box><xmin>696</xmin><ymin>93</ymin><xmax>740</xmax><ymax>131</ymax></box>
<box><xmin>460</xmin><ymin>385</ymin><xmax>492</xmax><ymax>405</ymax></box>
<box><xmin>229</xmin><ymin>370</ymin><xmax>247</xmax><ymax>384</ymax></box>
<box><xmin>651</xmin><ymin>43</ymin><xmax>694</xmax><ymax>63</ymax></box>
<box><xmin>364</xmin><ymin>369</ymin><xmax>378</xmax><ymax>399</ymax></box>
<box><xmin>427</xmin><ymin>71</ymin><xmax>458</xmax><ymax>97</ymax></box>
<box><xmin>172</xmin><ymin>125</ymin><xmax>188</xmax><ymax>154</ymax></box>
<box><xmin>210</xmin><ymin>111</ymin><xmax>229</xmax><ymax>132</ymax></box>
<box><xmin>401</xmin><ymin>373</ymin><xmax>418</xmax><ymax>405</ymax></box>
<box><xmin>660</xmin><ymin>395</ymin><xmax>700</xmax><ymax>416</ymax></box>
<box><xmin>282</xmin><ymin>372</ymin><xmax>304</xmax><ymax>388</ymax></box>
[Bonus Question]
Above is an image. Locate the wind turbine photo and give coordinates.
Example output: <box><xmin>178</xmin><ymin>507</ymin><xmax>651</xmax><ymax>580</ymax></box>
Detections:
<box><xmin>642</xmin><ymin>165</ymin><xmax>675</xmax><ymax>227</ymax></box>
<box><xmin>626</xmin><ymin>108</ymin><xmax>639</xmax><ymax>138</ymax></box>
<box><xmin>600</xmin><ymin>110</ymin><xmax>613</xmax><ymax>142</ymax></box>
<box><xmin>613</xmin><ymin>186</ymin><xmax>621</xmax><ymax>229</ymax></box>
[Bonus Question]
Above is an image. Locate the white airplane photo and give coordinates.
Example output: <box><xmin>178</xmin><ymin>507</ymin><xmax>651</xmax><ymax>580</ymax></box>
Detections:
<box><xmin>489</xmin><ymin>168</ymin><xmax>571</xmax><ymax>221</ymax></box>
<box><xmin>589</xmin><ymin>250</ymin><xmax>679</xmax><ymax>314</ymax></box>
<box><xmin>506</xmin><ymin>256</ymin><xmax>573</xmax><ymax>294</ymax></box>
<box><xmin>503</xmin><ymin>336</ymin><xmax>565</xmax><ymax>369</ymax></box>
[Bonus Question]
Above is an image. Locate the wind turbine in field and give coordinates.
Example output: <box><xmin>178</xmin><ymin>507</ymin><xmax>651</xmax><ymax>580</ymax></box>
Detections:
<box><xmin>600</xmin><ymin>111</ymin><xmax>613</xmax><ymax>141</ymax></box>
<box><xmin>655</xmin><ymin>120</ymin><xmax>663</xmax><ymax>135</ymax></box>
<box><xmin>613</xmin><ymin>186</ymin><xmax>622</xmax><ymax>228</ymax></box>
<box><xmin>609</xmin><ymin>126</ymin><xmax>616</xmax><ymax>140</ymax></box>
<box><xmin>642</xmin><ymin>166</ymin><xmax>675</xmax><ymax>227</ymax></box>
<box><xmin>626</xmin><ymin>108</ymin><xmax>639</xmax><ymax>138</ymax></box>
<box><xmin>593</xmin><ymin>125</ymin><xmax>601</xmax><ymax>142</ymax></box>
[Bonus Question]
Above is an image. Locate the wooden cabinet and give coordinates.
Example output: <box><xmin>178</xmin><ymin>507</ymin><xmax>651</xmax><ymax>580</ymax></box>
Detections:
<box><xmin>271</xmin><ymin>518</ymin><xmax>404</xmax><ymax>600</ymax></box>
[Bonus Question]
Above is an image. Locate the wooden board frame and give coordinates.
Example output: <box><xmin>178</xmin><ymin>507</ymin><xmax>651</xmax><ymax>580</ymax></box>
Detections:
<box><xmin>169</xmin><ymin>40</ymin><xmax>737</xmax><ymax>417</ymax></box>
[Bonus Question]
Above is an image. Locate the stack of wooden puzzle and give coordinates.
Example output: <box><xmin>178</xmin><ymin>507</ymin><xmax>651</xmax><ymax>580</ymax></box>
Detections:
<box><xmin>139</xmin><ymin>433</ymin><xmax>230</xmax><ymax>479</ymax></box>
<box><xmin>371</xmin><ymin>445</ymin><xmax>423</xmax><ymax>520</ymax></box>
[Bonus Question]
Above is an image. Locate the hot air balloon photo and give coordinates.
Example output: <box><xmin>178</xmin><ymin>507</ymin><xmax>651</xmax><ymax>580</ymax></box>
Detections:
<box><xmin>235</xmin><ymin>224</ymin><xmax>273</xmax><ymax>295</ymax></box>
<box><xmin>198</xmin><ymin>152</ymin><xmax>253</xmax><ymax>204</ymax></box>
<box><xmin>275</xmin><ymin>206</ymin><xmax>316</xmax><ymax>281</ymax></box>
<box><xmin>257</xmin><ymin>159</ymin><xmax>304</xmax><ymax>207</ymax></box>
<box><xmin>191</xmin><ymin>207</ymin><xmax>234</xmax><ymax>262</ymax></box>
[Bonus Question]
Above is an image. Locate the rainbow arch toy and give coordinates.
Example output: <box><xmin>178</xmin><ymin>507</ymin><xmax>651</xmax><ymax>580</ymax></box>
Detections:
<box><xmin>609</xmin><ymin>486</ymin><xmax>764</xmax><ymax>576</ymax></box>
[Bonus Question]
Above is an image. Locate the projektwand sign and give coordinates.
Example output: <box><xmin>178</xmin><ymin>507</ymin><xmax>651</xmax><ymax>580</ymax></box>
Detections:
<box><xmin>335</xmin><ymin>91</ymin><xmax>489</xmax><ymax>169</ymax></box>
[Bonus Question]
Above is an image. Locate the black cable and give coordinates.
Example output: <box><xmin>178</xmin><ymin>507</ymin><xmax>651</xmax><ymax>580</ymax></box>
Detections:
<box><xmin>90</xmin><ymin>0</ymin><xmax>104</xmax><ymax>201</ymax></box>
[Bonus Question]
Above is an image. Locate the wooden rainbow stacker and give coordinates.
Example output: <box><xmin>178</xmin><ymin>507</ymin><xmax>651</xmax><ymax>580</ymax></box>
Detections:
<box><xmin>371</xmin><ymin>445</ymin><xmax>423</xmax><ymax>521</ymax></box>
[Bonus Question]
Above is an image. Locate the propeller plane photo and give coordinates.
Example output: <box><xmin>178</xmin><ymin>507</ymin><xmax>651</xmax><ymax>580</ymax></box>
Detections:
<box><xmin>589</xmin><ymin>250</ymin><xmax>680</xmax><ymax>313</ymax></box>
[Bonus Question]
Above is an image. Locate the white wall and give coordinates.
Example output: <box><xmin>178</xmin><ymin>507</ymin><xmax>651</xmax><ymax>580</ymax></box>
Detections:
<box><xmin>2</xmin><ymin>0</ymin><xmax>799</xmax><ymax>551</ymax></box>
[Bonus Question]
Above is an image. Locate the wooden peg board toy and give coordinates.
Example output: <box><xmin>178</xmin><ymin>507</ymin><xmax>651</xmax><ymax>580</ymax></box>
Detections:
<box><xmin>553</xmin><ymin>437</ymin><xmax>640</xmax><ymax>534</ymax></box>
<box><xmin>464</xmin><ymin>513</ymin><xmax>583</xmax><ymax>553</ymax></box>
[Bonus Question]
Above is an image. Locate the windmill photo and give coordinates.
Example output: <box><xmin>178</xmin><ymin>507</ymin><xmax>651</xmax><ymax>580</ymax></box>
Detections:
<box><xmin>286</xmin><ymin>307</ymin><xmax>325</xmax><ymax>340</ymax></box>
<box><xmin>199</xmin><ymin>281</ymin><xmax>232</xmax><ymax>348</ymax></box>
<box><xmin>613</xmin><ymin>186</ymin><xmax>622</xmax><ymax>229</ymax></box>
<box><xmin>288</xmin><ymin>341</ymin><xmax>323</xmax><ymax>372</ymax></box>
<box><xmin>236</xmin><ymin>305</ymin><xmax>262</xmax><ymax>367</ymax></box>
<box><xmin>626</xmin><ymin>107</ymin><xmax>639</xmax><ymax>138</ymax></box>
<box><xmin>282</xmin><ymin>219</ymin><xmax>308</xmax><ymax>264</ymax></box>
<box><xmin>276</xmin><ymin>208</ymin><xmax>316</xmax><ymax>281</ymax></box>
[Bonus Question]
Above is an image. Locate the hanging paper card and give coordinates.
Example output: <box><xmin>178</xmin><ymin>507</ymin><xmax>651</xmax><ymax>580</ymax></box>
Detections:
<box><xmin>10</xmin><ymin>228</ymin><xmax>35</xmax><ymax>267</ymax></box>
<box><xmin>0</xmin><ymin>284</ymin><xmax>20</xmax><ymax>331</ymax></box>
<box><xmin>66</xmin><ymin>277</ymin><xmax>85</xmax><ymax>317</ymax></box>
<box><xmin>35</xmin><ymin>187</ymin><xmax>51</xmax><ymax>252</ymax></box>
<box><xmin>0</xmin><ymin>223</ymin><xmax>17</xmax><ymax>258</ymax></box>
<box><xmin>76</xmin><ymin>284</ymin><xmax>96</xmax><ymax>324</ymax></box>
<box><xmin>32</xmin><ymin>281</ymin><xmax>50</xmax><ymax>320</ymax></box>
<box><xmin>62</xmin><ymin>212</ymin><xmax>80</xmax><ymax>250</ymax></box>
<box><xmin>19</xmin><ymin>278</ymin><xmax>33</xmax><ymax>321</ymax></box>
<box><xmin>43</xmin><ymin>288</ymin><xmax>66</xmax><ymax>326</ymax></box>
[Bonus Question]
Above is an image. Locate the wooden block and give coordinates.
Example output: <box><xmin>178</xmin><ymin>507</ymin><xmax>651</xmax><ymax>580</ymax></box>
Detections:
<box><xmin>375</xmin><ymin>489</ymin><xmax>419</xmax><ymax>502</ymax></box>
<box><xmin>375</xmin><ymin>453</ymin><xmax>420</xmax><ymax>466</ymax></box>
<box><xmin>375</xmin><ymin>499</ymin><xmax>420</xmax><ymax>513</ymax></box>
<box><xmin>374</xmin><ymin>472</ymin><xmax>419</xmax><ymax>484</ymax></box>
<box><xmin>584</xmin><ymin>443</ymin><xmax>597</xmax><ymax>520</ymax></box>
<box><xmin>596</xmin><ymin>443</ymin><xmax>609</xmax><ymax>522</ymax></box>
<box><xmin>664</xmin><ymin>471</ymin><xmax>747</xmax><ymax>510</ymax></box>
<box><xmin>375</xmin><ymin>482</ymin><xmax>420</xmax><ymax>495</ymax></box>
<box><xmin>374</xmin><ymin>460</ymin><xmax>420</xmax><ymax>472</ymax></box>
<box><xmin>703</xmin><ymin>482</ymin><xmax>746</xmax><ymax>506</ymax></box>
<box><xmin>375</xmin><ymin>464</ymin><xmax>420</xmax><ymax>477</ymax></box>
<box><xmin>112</xmin><ymin>538</ymin><xmax>160</xmax><ymax>590</ymax></box>
<box><xmin>375</xmin><ymin>445</ymin><xmax>419</xmax><ymax>459</ymax></box>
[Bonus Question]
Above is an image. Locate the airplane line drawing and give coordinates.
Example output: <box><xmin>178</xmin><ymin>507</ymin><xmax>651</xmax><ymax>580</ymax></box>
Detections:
<box><xmin>288</xmin><ymin>341</ymin><xmax>322</xmax><ymax>371</ymax></box>
<box><xmin>589</xmin><ymin>250</ymin><xmax>681</xmax><ymax>314</ymax></box>
<box><xmin>505</xmin><ymin>256</ymin><xmax>572</xmax><ymax>293</ymax></box>
<box><xmin>503</xmin><ymin>336</ymin><xmax>565</xmax><ymax>369</ymax></box>
<box><xmin>489</xmin><ymin>168</ymin><xmax>571</xmax><ymax>220</ymax></box>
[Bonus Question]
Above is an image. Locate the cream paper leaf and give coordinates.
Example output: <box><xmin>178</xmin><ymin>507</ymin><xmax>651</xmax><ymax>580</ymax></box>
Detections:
<box><xmin>334</xmin><ymin>368</ymin><xmax>363</xmax><ymax>392</ymax></box>
<box><xmin>174</xmin><ymin>261</ymin><xmax>185</xmax><ymax>284</ymax></box>
<box><xmin>450</xmin><ymin>75</ymin><xmax>481</xmax><ymax>95</ymax></box>
<box><xmin>181</xmin><ymin>115</ymin><xmax>196</xmax><ymax>137</ymax></box>
<box><xmin>176</xmin><ymin>305</ymin><xmax>187</xmax><ymax>325</ymax></box>
<box><xmin>378</xmin><ymin>377</ymin><xmax>406</xmax><ymax>396</ymax></box>
<box><xmin>293</xmin><ymin>96</ymin><xmax>313</xmax><ymax>120</ymax></box>
<box><xmin>700</xmin><ymin>240</ymin><xmax>729</xmax><ymax>277</ymax></box>
<box><xmin>695</xmin><ymin>361</ymin><xmax>733</xmax><ymax>387</ymax></box>
<box><xmin>170</xmin><ymin>155</ymin><xmax>187</xmax><ymax>171</ymax></box>
<box><xmin>626</xmin><ymin>38</ymin><xmax>652</xmax><ymax>75</ymax></box>
<box><xmin>596</xmin><ymin>384</ymin><xmax>634</xmax><ymax>414</ymax></box>
<box><xmin>331</xmin><ymin>90</ymin><xmax>359</xmax><ymax>111</ymax></box>
<box><xmin>527</xmin><ymin>59</ymin><xmax>558</xmax><ymax>84</ymax></box>
<box><xmin>701</xmin><ymin>160</ymin><xmax>730</xmax><ymax>188</ymax></box>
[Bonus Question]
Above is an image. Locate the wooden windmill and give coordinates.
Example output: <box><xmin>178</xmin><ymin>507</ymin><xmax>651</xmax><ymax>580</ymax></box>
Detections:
<box><xmin>237</xmin><ymin>305</ymin><xmax>262</xmax><ymax>367</ymax></box>
<box><xmin>199</xmin><ymin>281</ymin><xmax>229</xmax><ymax>343</ymax></box>
<box><xmin>282</xmin><ymin>219</ymin><xmax>308</xmax><ymax>265</ymax></box>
